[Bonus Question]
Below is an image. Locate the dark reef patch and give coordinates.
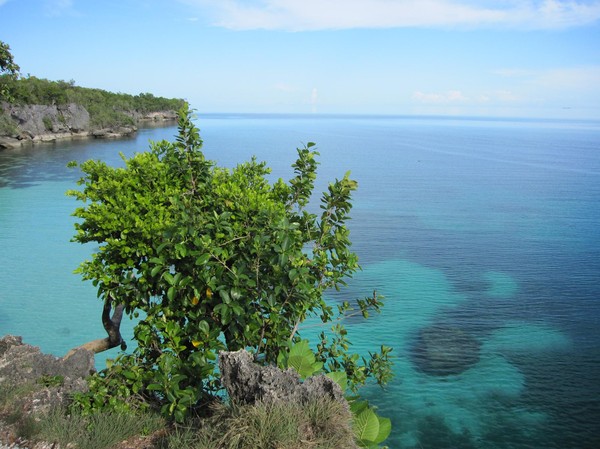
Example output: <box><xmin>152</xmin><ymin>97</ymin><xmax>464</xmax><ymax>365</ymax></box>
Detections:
<box><xmin>411</xmin><ymin>324</ymin><xmax>481</xmax><ymax>376</ymax></box>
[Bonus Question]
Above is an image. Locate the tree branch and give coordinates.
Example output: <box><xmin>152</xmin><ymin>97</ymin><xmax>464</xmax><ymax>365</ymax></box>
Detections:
<box><xmin>65</xmin><ymin>294</ymin><xmax>126</xmax><ymax>358</ymax></box>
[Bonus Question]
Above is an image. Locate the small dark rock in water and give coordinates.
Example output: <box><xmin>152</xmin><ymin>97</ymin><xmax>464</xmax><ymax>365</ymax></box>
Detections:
<box><xmin>412</xmin><ymin>325</ymin><xmax>481</xmax><ymax>376</ymax></box>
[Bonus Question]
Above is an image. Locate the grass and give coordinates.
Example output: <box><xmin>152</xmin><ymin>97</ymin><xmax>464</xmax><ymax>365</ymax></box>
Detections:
<box><xmin>0</xmin><ymin>380</ymin><xmax>47</xmax><ymax>442</ymax></box>
<box><xmin>163</xmin><ymin>399</ymin><xmax>357</xmax><ymax>449</ymax></box>
<box><xmin>0</xmin><ymin>380</ymin><xmax>164</xmax><ymax>449</ymax></box>
<box><xmin>1</xmin><ymin>380</ymin><xmax>357</xmax><ymax>449</ymax></box>
<box><xmin>39</xmin><ymin>409</ymin><xmax>165</xmax><ymax>449</ymax></box>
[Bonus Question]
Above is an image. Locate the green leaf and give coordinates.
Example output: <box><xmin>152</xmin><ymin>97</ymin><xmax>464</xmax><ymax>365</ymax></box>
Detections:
<box><xmin>221</xmin><ymin>306</ymin><xmax>231</xmax><ymax>324</ymax></box>
<box><xmin>219</xmin><ymin>289</ymin><xmax>231</xmax><ymax>304</ymax></box>
<box><xmin>350</xmin><ymin>400</ymin><xmax>369</xmax><ymax>416</ymax></box>
<box><xmin>287</xmin><ymin>340</ymin><xmax>320</xmax><ymax>378</ymax></box>
<box><xmin>374</xmin><ymin>416</ymin><xmax>392</xmax><ymax>445</ymax></box>
<box><xmin>231</xmin><ymin>304</ymin><xmax>244</xmax><ymax>316</ymax></box>
<box><xmin>277</xmin><ymin>350</ymin><xmax>288</xmax><ymax>369</ymax></box>
<box><xmin>325</xmin><ymin>371</ymin><xmax>348</xmax><ymax>392</ymax></box>
<box><xmin>121</xmin><ymin>370</ymin><xmax>137</xmax><ymax>380</ymax></box>
<box><xmin>195</xmin><ymin>253</ymin><xmax>210</xmax><ymax>265</ymax></box>
<box><xmin>353</xmin><ymin>406</ymin><xmax>380</xmax><ymax>446</ymax></box>
<box><xmin>198</xmin><ymin>320</ymin><xmax>210</xmax><ymax>335</ymax></box>
<box><xmin>163</xmin><ymin>272</ymin><xmax>175</xmax><ymax>285</ymax></box>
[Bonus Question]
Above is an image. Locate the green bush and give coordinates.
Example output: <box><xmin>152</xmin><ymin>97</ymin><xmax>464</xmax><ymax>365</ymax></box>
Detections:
<box><xmin>1</xmin><ymin>40</ymin><xmax>20</xmax><ymax>101</ymax></box>
<box><xmin>68</xmin><ymin>104</ymin><xmax>392</xmax><ymax>426</ymax></box>
<box><xmin>0</xmin><ymin>111</ymin><xmax>18</xmax><ymax>136</ymax></box>
<box><xmin>42</xmin><ymin>115</ymin><xmax>53</xmax><ymax>131</ymax></box>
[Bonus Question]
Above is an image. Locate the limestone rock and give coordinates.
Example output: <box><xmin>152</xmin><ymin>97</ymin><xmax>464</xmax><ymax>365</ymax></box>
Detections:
<box><xmin>1</xmin><ymin>103</ymin><xmax>90</xmax><ymax>137</ymax></box>
<box><xmin>1</xmin><ymin>101</ymin><xmax>178</xmax><ymax>149</ymax></box>
<box><xmin>0</xmin><ymin>335</ymin><xmax>22</xmax><ymax>357</ymax></box>
<box><xmin>92</xmin><ymin>126</ymin><xmax>137</xmax><ymax>139</ymax></box>
<box><xmin>0</xmin><ymin>137</ymin><xmax>21</xmax><ymax>150</ymax></box>
<box><xmin>58</xmin><ymin>103</ymin><xmax>90</xmax><ymax>132</ymax></box>
<box><xmin>0</xmin><ymin>335</ymin><xmax>95</xmax><ymax>417</ymax></box>
<box><xmin>139</xmin><ymin>110</ymin><xmax>178</xmax><ymax>121</ymax></box>
<box><xmin>219</xmin><ymin>349</ymin><xmax>347</xmax><ymax>407</ymax></box>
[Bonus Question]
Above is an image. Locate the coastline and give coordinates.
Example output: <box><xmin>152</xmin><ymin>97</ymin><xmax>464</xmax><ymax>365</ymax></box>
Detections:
<box><xmin>0</xmin><ymin>103</ymin><xmax>178</xmax><ymax>150</ymax></box>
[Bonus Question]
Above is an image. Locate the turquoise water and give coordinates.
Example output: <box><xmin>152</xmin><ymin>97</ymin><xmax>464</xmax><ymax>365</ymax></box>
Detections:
<box><xmin>1</xmin><ymin>115</ymin><xmax>599</xmax><ymax>448</ymax></box>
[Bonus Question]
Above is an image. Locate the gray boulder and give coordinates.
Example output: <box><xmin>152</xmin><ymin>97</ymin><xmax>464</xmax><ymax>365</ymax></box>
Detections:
<box><xmin>219</xmin><ymin>349</ymin><xmax>347</xmax><ymax>408</ymax></box>
<box><xmin>0</xmin><ymin>335</ymin><xmax>95</xmax><ymax>416</ymax></box>
<box><xmin>2</xmin><ymin>103</ymin><xmax>90</xmax><ymax>137</ymax></box>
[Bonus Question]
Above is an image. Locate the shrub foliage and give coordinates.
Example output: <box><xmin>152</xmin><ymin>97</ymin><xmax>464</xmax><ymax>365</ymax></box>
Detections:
<box><xmin>68</xmin><ymin>105</ymin><xmax>392</xmax><ymax>424</ymax></box>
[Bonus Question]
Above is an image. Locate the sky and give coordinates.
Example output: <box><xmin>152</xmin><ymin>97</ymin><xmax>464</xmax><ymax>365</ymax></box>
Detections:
<box><xmin>1</xmin><ymin>0</ymin><xmax>599</xmax><ymax>118</ymax></box>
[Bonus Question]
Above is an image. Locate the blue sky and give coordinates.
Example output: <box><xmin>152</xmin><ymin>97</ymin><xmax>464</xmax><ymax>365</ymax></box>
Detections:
<box><xmin>1</xmin><ymin>0</ymin><xmax>599</xmax><ymax>118</ymax></box>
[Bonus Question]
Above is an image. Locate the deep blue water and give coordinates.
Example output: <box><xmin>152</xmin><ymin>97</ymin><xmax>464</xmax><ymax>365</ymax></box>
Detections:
<box><xmin>1</xmin><ymin>115</ymin><xmax>599</xmax><ymax>448</ymax></box>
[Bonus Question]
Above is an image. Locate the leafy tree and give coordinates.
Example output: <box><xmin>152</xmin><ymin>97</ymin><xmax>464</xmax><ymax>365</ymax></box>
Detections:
<box><xmin>0</xmin><ymin>40</ymin><xmax>20</xmax><ymax>101</ymax></box>
<box><xmin>68</xmin><ymin>104</ymin><xmax>392</xmax><ymax>421</ymax></box>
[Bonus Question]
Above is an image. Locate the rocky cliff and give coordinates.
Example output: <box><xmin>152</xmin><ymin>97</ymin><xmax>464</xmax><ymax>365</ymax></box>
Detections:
<box><xmin>0</xmin><ymin>102</ymin><xmax>178</xmax><ymax>150</ymax></box>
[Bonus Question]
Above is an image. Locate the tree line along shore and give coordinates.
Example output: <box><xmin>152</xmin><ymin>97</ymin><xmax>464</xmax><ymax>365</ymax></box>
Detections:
<box><xmin>0</xmin><ymin>76</ymin><xmax>185</xmax><ymax>149</ymax></box>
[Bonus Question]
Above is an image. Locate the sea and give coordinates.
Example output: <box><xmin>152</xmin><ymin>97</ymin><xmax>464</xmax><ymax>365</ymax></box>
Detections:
<box><xmin>1</xmin><ymin>114</ymin><xmax>599</xmax><ymax>448</ymax></box>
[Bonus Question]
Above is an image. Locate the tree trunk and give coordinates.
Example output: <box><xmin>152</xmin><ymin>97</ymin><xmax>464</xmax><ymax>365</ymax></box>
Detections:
<box><xmin>65</xmin><ymin>295</ymin><xmax>126</xmax><ymax>358</ymax></box>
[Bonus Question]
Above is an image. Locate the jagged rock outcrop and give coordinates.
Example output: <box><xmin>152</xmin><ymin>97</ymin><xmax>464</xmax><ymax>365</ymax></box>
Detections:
<box><xmin>0</xmin><ymin>103</ymin><xmax>178</xmax><ymax>149</ymax></box>
<box><xmin>411</xmin><ymin>325</ymin><xmax>481</xmax><ymax>376</ymax></box>
<box><xmin>0</xmin><ymin>102</ymin><xmax>93</xmax><ymax>148</ymax></box>
<box><xmin>219</xmin><ymin>349</ymin><xmax>347</xmax><ymax>408</ymax></box>
<box><xmin>5</xmin><ymin>103</ymin><xmax>90</xmax><ymax>136</ymax></box>
<box><xmin>0</xmin><ymin>335</ymin><xmax>95</xmax><ymax>417</ymax></box>
<box><xmin>131</xmin><ymin>110</ymin><xmax>178</xmax><ymax>122</ymax></box>
<box><xmin>219</xmin><ymin>350</ymin><xmax>359</xmax><ymax>449</ymax></box>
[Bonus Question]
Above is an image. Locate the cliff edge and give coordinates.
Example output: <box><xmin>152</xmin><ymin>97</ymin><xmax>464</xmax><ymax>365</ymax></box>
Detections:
<box><xmin>0</xmin><ymin>102</ymin><xmax>178</xmax><ymax>150</ymax></box>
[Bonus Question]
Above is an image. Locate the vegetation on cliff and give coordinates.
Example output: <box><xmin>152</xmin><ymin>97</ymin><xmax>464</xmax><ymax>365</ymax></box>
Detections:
<box><xmin>0</xmin><ymin>40</ymin><xmax>185</xmax><ymax>139</ymax></box>
<box><xmin>4</xmin><ymin>77</ymin><xmax>185</xmax><ymax>128</ymax></box>
<box><xmin>0</xmin><ymin>40</ymin><xmax>20</xmax><ymax>102</ymax></box>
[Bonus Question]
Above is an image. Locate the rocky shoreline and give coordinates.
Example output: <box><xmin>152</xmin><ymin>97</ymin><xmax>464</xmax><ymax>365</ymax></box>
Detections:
<box><xmin>0</xmin><ymin>336</ymin><xmax>354</xmax><ymax>449</ymax></box>
<box><xmin>0</xmin><ymin>103</ymin><xmax>178</xmax><ymax>150</ymax></box>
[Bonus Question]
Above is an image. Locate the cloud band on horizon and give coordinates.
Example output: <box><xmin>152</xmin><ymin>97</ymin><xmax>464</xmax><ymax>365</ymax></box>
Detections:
<box><xmin>181</xmin><ymin>0</ymin><xmax>600</xmax><ymax>31</ymax></box>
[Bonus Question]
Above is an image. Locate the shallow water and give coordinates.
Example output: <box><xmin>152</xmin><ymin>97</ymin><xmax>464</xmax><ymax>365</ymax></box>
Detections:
<box><xmin>1</xmin><ymin>115</ymin><xmax>599</xmax><ymax>448</ymax></box>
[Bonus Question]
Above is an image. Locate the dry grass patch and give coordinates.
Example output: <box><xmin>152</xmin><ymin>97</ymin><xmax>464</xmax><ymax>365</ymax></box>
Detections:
<box><xmin>164</xmin><ymin>399</ymin><xmax>358</xmax><ymax>449</ymax></box>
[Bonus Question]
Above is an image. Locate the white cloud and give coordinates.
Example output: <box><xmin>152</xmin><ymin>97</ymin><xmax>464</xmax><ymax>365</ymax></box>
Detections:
<box><xmin>491</xmin><ymin>90</ymin><xmax>521</xmax><ymax>102</ymax></box>
<box><xmin>534</xmin><ymin>66</ymin><xmax>600</xmax><ymax>89</ymax></box>
<box><xmin>44</xmin><ymin>0</ymin><xmax>75</xmax><ymax>16</ymax></box>
<box><xmin>413</xmin><ymin>89</ymin><xmax>525</xmax><ymax>104</ymax></box>
<box><xmin>0</xmin><ymin>0</ymin><xmax>10</xmax><ymax>7</ymax></box>
<box><xmin>274</xmin><ymin>82</ymin><xmax>298</xmax><ymax>92</ymax></box>
<box><xmin>494</xmin><ymin>66</ymin><xmax>600</xmax><ymax>90</ymax></box>
<box><xmin>413</xmin><ymin>90</ymin><xmax>469</xmax><ymax>103</ymax></box>
<box><xmin>181</xmin><ymin>0</ymin><xmax>600</xmax><ymax>30</ymax></box>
